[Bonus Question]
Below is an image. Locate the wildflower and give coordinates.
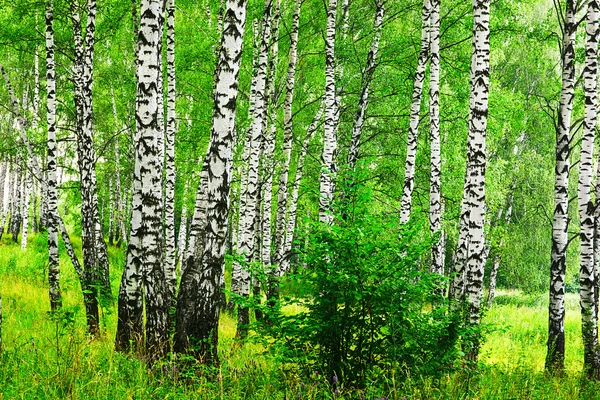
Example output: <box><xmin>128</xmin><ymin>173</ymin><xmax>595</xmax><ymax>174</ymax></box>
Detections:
<box><xmin>333</xmin><ymin>375</ymin><xmax>338</xmax><ymax>383</ymax></box>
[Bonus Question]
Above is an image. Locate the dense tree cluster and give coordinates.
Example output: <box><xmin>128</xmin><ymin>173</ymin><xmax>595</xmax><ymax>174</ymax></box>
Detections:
<box><xmin>1</xmin><ymin>0</ymin><xmax>600</xmax><ymax>380</ymax></box>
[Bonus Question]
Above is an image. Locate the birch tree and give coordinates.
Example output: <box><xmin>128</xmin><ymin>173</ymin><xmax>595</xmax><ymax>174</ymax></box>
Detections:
<box><xmin>578</xmin><ymin>0</ymin><xmax>599</xmax><ymax>378</ymax></box>
<box><xmin>546</xmin><ymin>0</ymin><xmax>577</xmax><ymax>373</ymax></box>
<box><xmin>46</xmin><ymin>0</ymin><xmax>61</xmax><ymax>310</ymax></box>
<box><xmin>463</xmin><ymin>0</ymin><xmax>491</xmax><ymax>362</ymax></box>
<box><xmin>400</xmin><ymin>0</ymin><xmax>431</xmax><ymax>224</ymax></box>
<box><xmin>346</xmin><ymin>2</ymin><xmax>384</xmax><ymax>171</ymax></box>
<box><xmin>429</xmin><ymin>0</ymin><xmax>443</xmax><ymax>275</ymax></box>
<box><xmin>235</xmin><ymin>0</ymin><xmax>272</xmax><ymax>339</ymax></box>
<box><xmin>116</xmin><ymin>0</ymin><xmax>170</xmax><ymax>359</ymax></box>
<box><xmin>319</xmin><ymin>0</ymin><xmax>339</xmax><ymax>225</ymax></box>
<box><xmin>273</xmin><ymin>0</ymin><xmax>301</xmax><ymax>272</ymax></box>
<box><xmin>174</xmin><ymin>0</ymin><xmax>248</xmax><ymax>363</ymax></box>
<box><xmin>71</xmin><ymin>0</ymin><xmax>112</xmax><ymax>333</ymax></box>
<box><xmin>164</xmin><ymin>0</ymin><xmax>177</xmax><ymax>302</ymax></box>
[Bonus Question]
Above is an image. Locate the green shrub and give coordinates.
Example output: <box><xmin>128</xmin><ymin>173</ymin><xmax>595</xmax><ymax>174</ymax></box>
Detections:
<box><xmin>261</xmin><ymin>193</ymin><xmax>466</xmax><ymax>388</ymax></box>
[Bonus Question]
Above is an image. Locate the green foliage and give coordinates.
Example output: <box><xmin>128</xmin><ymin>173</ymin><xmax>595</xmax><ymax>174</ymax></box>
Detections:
<box><xmin>260</xmin><ymin>193</ymin><xmax>465</xmax><ymax>387</ymax></box>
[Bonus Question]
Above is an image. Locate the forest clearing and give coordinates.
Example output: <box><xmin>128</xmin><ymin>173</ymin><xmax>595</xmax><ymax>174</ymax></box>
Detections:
<box><xmin>3</xmin><ymin>0</ymin><xmax>600</xmax><ymax>398</ymax></box>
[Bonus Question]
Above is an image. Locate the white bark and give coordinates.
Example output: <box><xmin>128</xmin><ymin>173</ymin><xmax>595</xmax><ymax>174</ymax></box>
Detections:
<box><xmin>547</xmin><ymin>0</ymin><xmax>577</xmax><ymax>372</ymax></box>
<box><xmin>174</xmin><ymin>0</ymin><xmax>248</xmax><ymax>363</ymax></box>
<box><xmin>400</xmin><ymin>0</ymin><xmax>431</xmax><ymax>224</ymax></box>
<box><xmin>579</xmin><ymin>0</ymin><xmax>600</xmax><ymax>377</ymax></box>
<box><xmin>463</xmin><ymin>0</ymin><xmax>490</xmax><ymax>361</ymax></box>
<box><xmin>164</xmin><ymin>0</ymin><xmax>177</xmax><ymax>300</ymax></box>
<box><xmin>429</xmin><ymin>0</ymin><xmax>443</xmax><ymax>275</ymax></box>
<box><xmin>319</xmin><ymin>0</ymin><xmax>339</xmax><ymax>225</ymax></box>
<box><xmin>274</xmin><ymin>0</ymin><xmax>301</xmax><ymax>267</ymax></box>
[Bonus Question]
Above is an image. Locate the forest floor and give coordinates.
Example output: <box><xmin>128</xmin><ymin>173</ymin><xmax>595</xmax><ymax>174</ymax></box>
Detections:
<box><xmin>0</xmin><ymin>233</ymin><xmax>599</xmax><ymax>399</ymax></box>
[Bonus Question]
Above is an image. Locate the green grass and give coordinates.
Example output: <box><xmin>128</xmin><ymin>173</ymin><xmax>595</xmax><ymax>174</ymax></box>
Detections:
<box><xmin>1</xmin><ymin>233</ymin><xmax>599</xmax><ymax>399</ymax></box>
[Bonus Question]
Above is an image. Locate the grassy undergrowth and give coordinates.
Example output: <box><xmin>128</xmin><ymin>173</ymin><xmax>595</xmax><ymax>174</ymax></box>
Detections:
<box><xmin>0</xmin><ymin>233</ymin><xmax>599</xmax><ymax>399</ymax></box>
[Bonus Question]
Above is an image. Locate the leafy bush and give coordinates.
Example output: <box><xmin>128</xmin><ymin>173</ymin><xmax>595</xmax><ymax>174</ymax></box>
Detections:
<box><xmin>262</xmin><ymin>196</ymin><xmax>466</xmax><ymax>387</ymax></box>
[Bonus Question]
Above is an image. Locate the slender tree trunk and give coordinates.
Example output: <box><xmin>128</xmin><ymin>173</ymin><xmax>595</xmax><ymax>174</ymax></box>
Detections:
<box><xmin>174</xmin><ymin>0</ymin><xmax>248</xmax><ymax>364</ymax></box>
<box><xmin>20</xmin><ymin>168</ymin><xmax>32</xmax><ymax>250</ymax></box>
<box><xmin>463</xmin><ymin>0</ymin><xmax>491</xmax><ymax>362</ymax></box>
<box><xmin>429</xmin><ymin>0</ymin><xmax>443</xmax><ymax>275</ymax></box>
<box><xmin>0</xmin><ymin>162</ymin><xmax>6</xmax><ymax>240</ymax></box>
<box><xmin>319</xmin><ymin>0</ymin><xmax>339</xmax><ymax>225</ymax></box>
<box><xmin>111</xmin><ymin>87</ymin><xmax>128</xmax><ymax>245</ymax></box>
<box><xmin>400</xmin><ymin>0</ymin><xmax>431</xmax><ymax>224</ymax></box>
<box><xmin>177</xmin><ymin>181</ymin><xmax>189</xmax><ymax>271</ymax></box>
<box><xmin>164</xmin><ymin>0</ymin><xmax>178</xmax><ymax>303</ymax></box>
<box><xmin>46</xmin><ymin>0</ymin><xmax>61</xmax><ymax>311</ymax></box>
<box><xmin>578</xmin><ymin>0</ymin><xmax>600</xmax><ymax>379</ymax></box>
<box><xmin>108</xmin><ymin>179</ymin><xmax>114</xmax><ymax>245</ymax></box>
<box><xmin>183</xmin><ymin>163</ymin><xmax>209</xmax><ymax>269</ymax></box>
<box><xmin>12</xmin><ymin>162</ymin><xmax>23</xmax><ymax>243</ymax></box>
<box><xmin>257</xmin><ymin>0</ymin><xmax>281</xmax><ymax>321</ymax></box>
<box><xmin>346</xmin><ymin>4</ymin><xmax>384</xmax><ymax>171</ymax></box>
<box><xmin>547</xmin><ymin>0</ymin><xmax>577</xmax><ymax>373</ymax></box>
<box><xmin>230</xmin><ymin>22</ymin><xmax>261</xmax><ymax>311</ymax></box>
<box><xmin>236</xmin><ymin>0</ymin><xmax>272</xmax><ymax>339</ymax></box>
<box><xmin>280</xmin><ymin>106</ymin><xmax>323</xmax><ymax>274</ymax></box>
<box><xmin>274</xmin><ymin>0</ymin><xmax>301</xmax><ymax>270</ymax></box>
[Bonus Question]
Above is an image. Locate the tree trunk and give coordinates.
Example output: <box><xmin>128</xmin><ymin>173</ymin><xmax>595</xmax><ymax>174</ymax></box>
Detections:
<box><xmin>20</xmin><ymin>168</ymin><xmax>32</xmax><ymax>250</ymax></box>
<box><xmin>0</xmin><ymin>162</ymin><xmax>6</xmax><ymax>241</ymax></box>
<box><xmin>164</xmin><ymin>0</ymin><xmax>178</xmax><ymax>303</ymax></box>
<box><xmin>177</xmin><ymin>181</ymin><xmax>189</xmax><ymax>271</ymax></box>
<box><xmin>110</xmin><ymin>87</ymin><xmax>128</xmax><ymax>246</ymax></box>
<box><xmin>174</xmin><ymin>0</ymin><xmax>248</xmax><ymax>364</ymax></box>
<box><xmin>578</xmin><ymin>0</ymin><xmax>600</xmax><ymax>379</ymax></box>
<box><xmin>235</xmin><ymin>0</ymin><xmax>272</xmax><ymax>340</ymax></box>
<box><xmin>400</xmin><ymin>0</ymin><xmax>431</xmax><ymax>224</ymax></box>
<box><xmin>463</xmin><ymin>0</ymin><xmax>491</xmax><ymax>362</ymax></box>
<box><xmin>429</xmin><ymin>0</ymin><xmax>443</xmax><ymax>275</ymax></box>
<box><xmin>319</xmin><ymin>0</ymin><xmax>339</xmax><ymax>225</ymax></box>
<box><xmin>346</xmin><ymin>3</ymin><xmax>384</xmax><ymax>171</ymax></box>
<box><xmin>546</xmin><ymin>0</ymin><xmax>576</xmax><ymax>373</ymax></box>
<box><xmin>274</xmin><ymin>0</ymin><xmax>301</xmax><ymax>272</ymax></box>
<box><xmin>280</xmin><ymin>106</ymin><xmax>323</xmax><ymax>274</ymax></box>
<box><xmin>46</xmin><ymin>0</ymin><xmax>61</xmax><ymax>311</ymax></box>
<box><xmin>230</xmin><ymin>22</ymin><xmax>261</xmax><ymax>312</ymax></box>
<box><xmin>116</xmin><ymin>0</ymin><xmax>170</xmax><ymax>361</ymax></box>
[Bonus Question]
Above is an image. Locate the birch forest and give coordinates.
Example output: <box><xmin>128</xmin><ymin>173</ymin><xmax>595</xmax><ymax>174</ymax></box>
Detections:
<box><xmin>3</xmin><ymin>0</ymin><xmax>600</xmax><ymax>398</ymax></box>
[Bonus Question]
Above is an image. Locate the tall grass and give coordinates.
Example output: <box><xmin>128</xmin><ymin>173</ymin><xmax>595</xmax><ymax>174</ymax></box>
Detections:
<box><xmin>1</xmin><ymin>234</ymin><xmax>599</xmax><ymax>399</ymax></box>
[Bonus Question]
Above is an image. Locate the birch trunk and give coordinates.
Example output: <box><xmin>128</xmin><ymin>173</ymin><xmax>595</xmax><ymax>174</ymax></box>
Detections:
<box><xmin>111</xmin><ymin>87</ymin><xmax>128</xmax><ymax>245</ymax></box>
<box><xmin>116</xmin><ymin>0</ymin><xmax>170</xmax><ymax>360</ymax></box>
<box><xmin>546</xmin><ymin>0</ymin><xmax>576</xmax><ymax>373</ymax></box>
<box><xmin>231</xmin><ymin>22</ymin><xmax>261</xmax><ymax>309</ymax></box>
<box><xmin>463</xmin><ymin>0</ymin><xmax>491</xmax><ymax>362</ymax></box>
<box><xmin>21</xmin><ymin>169</ymin><xmax>32</xmax><ymax>250</ymax></box>
<box><xmin>259</xmin><ymin>0</ymin><xmax>281</xmax><ymax>312</ymax></box>
<box><xmin>164</xmin><ymin>0</ymin><xmax>178</xmax><ymax>302</ymax></box>
<box><xmin>177</xmin><ymin>181</ymin><xmax>189</xmax><ymax>272</ymax></box>
<box><xmin>274</xmin><ymin>0</ymin><xmax>301</xmax><ymax>269</ymax></box>
<box><xmin>319</xmin><ymin>0</ymin><xmax>339</xmax><ymax>225</ymax></box>
<box><xmin>235</xmin><ymin>0</ymin><xmax>272</xmax><ymax>339</ymax></box>
<box><xmin>0</xmin><ymin>162</ymin><xmax>6</xmax><ymax>240</ymax></box>
<box><xmin>346</xmin><ymin>4</ymin><xmax>384</xmax><ymax>171</ymax></box>
<box><xmin>578</xmin><ymin>0</ymin><xmax>600</xmax><ymax>378</ymax></box>
<box><xmin>429</xmin><ymin>0</ymin><xmax>443</xmax><ymax>275</ymax></box>
<box><xmin>174</xmin><ymin>0</ymin><xmax>247</xmax><ymax>363</ymax></box>
<box><xmin>400</xmin><ymin>0</ymin><xmax>431</xmax><ymax>224</ymax></box>
<box><xmin>280</xmin><ymin>106</ymin><xmax>323</xmax><ymax>274</ymax></box>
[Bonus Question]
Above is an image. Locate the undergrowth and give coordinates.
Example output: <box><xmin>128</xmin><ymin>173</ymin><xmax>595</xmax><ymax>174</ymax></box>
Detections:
<box><xmin>0</xmin><ymin>233</ymin><xmax>599</xmax><ymax>399</ymax></box>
